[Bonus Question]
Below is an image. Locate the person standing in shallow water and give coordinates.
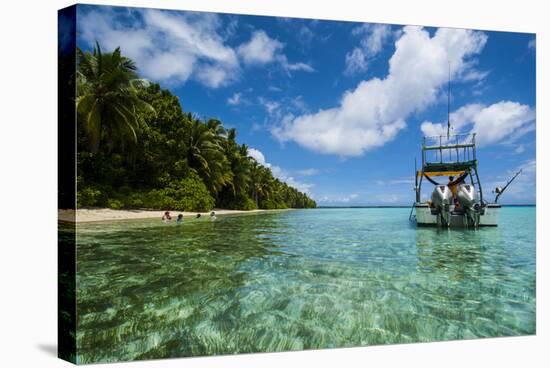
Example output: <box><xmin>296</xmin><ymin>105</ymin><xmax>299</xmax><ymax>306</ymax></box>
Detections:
<box><xmin>162</xmin><ymin>211</ymin><xmax>172</xmax><ymax>222</ymax></box>
<box><xmin>176</xmin><ymin>214</ymin><xmax>184</xmax><ymax>223</ymax></box>
<box><xmin>210</xmin><ymin>211</ymin><xmax>217</xmax><ymax>221</ymax></box>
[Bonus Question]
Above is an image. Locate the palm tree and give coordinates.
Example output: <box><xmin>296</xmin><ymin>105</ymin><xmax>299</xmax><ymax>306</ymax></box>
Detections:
<box><xmin>76</xmin><ymin>43</ymin><xmax>154</xmax><ymax>152</ymax></box>
<box><xmin>186</xmin><ymin>118</ymin><xmax>232</xmax><ymax>194</ymax></box>
<box><xmin>219</xmin><ymin>127</ymin><xmax>251</xmax><ymax>198</ymax></box>
<box><xmin>206</xmin><ymin>118</ymin><xmax>226</xmax><ymax>137</ymax></box>
<box><xmin>249</xmin><ymin>161</ymin><xmax>274</xmax><ymax>207</ymax></box>
<box><xmin>231</xmin><ymin>144</ymin><xmax>252</xmax><ymax>196</ymax></box>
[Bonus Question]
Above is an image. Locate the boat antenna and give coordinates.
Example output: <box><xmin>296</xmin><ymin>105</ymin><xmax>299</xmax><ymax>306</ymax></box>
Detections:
<box><xmin>447</xmin><ymin>62</ymin><xmax>451</xmax><ymax>140</ymax></box>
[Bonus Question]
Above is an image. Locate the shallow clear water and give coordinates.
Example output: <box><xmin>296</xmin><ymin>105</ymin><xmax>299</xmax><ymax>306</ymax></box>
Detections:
<box><xmin>71</xmin><ymin>207</ymin><xmax>536</xmax><ymax>363</ymax></box>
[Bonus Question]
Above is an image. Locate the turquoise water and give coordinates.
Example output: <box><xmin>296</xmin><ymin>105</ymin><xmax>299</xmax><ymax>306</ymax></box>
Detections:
<box><xmin>71</xmin><ymin>207</ymin><xmax>536</xmax><ymax>363</ymax></box>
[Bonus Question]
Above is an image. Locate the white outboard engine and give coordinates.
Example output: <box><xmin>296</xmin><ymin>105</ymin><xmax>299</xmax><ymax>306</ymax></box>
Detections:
<box><xmin>431</xmin><ymin>185</ymin><xmax>452</xmax><ymax>226</ymax></box>
<box><xmin>456</xmin><ymin>183</ymin><xmax>480</xmax><ymax>227</ymax></box>
<box><xmin>431</xmin><ymin>185</ymin><xmax>453</xmax><ymax>208</ymax></box>
<box><xmin>456</xmin><ymin>184</ymin><xmax>476</xmax><ymax>209</ymax></box>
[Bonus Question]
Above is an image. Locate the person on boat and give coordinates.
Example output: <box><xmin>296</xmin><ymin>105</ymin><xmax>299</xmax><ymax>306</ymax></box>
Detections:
<box><xmin>210</xmin><ymin>211</ymin><xmax>217</xmax><ymax>221</ymax></box>
<box><xmin>176</xmin><ymin>214</ymin><xmax>184</xmax><ymax>223</ymax></box>
<box><xmin>448</xmin><ymin>175</ymin><xmax>466</xmax><ymax>207</ymax></box>
<box><xmin>447</xmin><ymin>176</ymin><xmax>458</xmax><ymax>197</ymax></box>
<box><xmin>162</xmin><ymin>211</ymin><xmax>172</xmax><ymax>222</ymax></box>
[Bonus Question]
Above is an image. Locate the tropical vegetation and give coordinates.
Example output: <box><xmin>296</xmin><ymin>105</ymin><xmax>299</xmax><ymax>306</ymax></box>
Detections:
<box><xmin>76</xmin><ymin>44</ymin><xmax>316</xmax><ymax>212</ymax></box>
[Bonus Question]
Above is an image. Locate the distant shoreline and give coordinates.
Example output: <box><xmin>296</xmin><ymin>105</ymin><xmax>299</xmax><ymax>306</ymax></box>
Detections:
<box><xmin>59</xmin><ymin>205</ymin><xmax>535</xmax><ymax>223</ymax></box>
<box><xmin>317</xmin><ymin>204</ymin><xmax>536</xmax><ymax>209</ymax></box>
<box><xmin>59</xmin><ymin>208</ymin><xmax>293</xmax><ymax>223</ymax></box>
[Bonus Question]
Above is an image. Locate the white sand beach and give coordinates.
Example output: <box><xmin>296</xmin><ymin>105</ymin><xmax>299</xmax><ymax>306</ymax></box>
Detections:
<box><xmin>58</xmin><ymin>208</ymin><xmax>290</xmax><ymax>223</ymax></box>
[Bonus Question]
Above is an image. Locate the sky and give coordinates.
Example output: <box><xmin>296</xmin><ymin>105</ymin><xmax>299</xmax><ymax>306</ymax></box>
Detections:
<box><xmin>76</xmin><ymin>4</ymin><xmax>536</xmax><ymax>205</ymax></box>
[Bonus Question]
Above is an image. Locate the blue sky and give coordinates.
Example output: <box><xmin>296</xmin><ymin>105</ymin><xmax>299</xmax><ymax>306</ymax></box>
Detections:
<box><xmin>76</xmin><ymin>4</ymin><xmax>536</xmax><ymax>205</ymax></box>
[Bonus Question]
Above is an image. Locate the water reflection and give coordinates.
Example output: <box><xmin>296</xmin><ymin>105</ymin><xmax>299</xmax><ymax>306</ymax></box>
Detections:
<box><xmin>413</xmin><ymin>225</ymin><xmax>534</xmax><ymax>340</ymax></box>
<box><xmin>76</xmin><ymin>213</ymin><xmax>288</xmax><ymax>363</ymax></box>
<box><xmin>58</xmin><ymin>222</ymin><xmax>76</xmax><ymax>363</ymax></box>
<box><xmin>414</xmin><ymin>227</ymin><xmax>497</xmax><ymax>280</ymax></box>
<box><xmin>73</xmin><ymin>209</ymin><xmax>535</xmax><ymax>363</ymax></box>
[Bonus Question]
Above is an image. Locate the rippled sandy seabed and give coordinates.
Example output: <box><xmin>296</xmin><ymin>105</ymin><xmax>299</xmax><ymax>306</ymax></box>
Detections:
<box><xmin>65</xmin><ymin>207</ymin><xmax>536</xmax><ymax>364</ymax></box>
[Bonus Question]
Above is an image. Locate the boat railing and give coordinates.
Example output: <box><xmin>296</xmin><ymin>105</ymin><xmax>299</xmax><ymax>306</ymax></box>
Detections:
<box><xmin>422</xmin><ymin>133</ymin><xmax>476</xmax><ymax>166</ymax></box>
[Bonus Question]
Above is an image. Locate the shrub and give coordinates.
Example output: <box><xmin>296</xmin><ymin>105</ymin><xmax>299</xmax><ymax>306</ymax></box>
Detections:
<box><xmin>107</xmin><ymin>198</ymin><xmax>124</xmax><ymax>210</ymax></box>
<box><xmin>167</xmin><ymin>175</ymin><xmax>215</xmax><ymax>212</ymax></box>
<box><xmin>260</xmin><ymin>199</ymin><xmax>287</xmax><ymax>210</ymax></box>
<box><xmin>77</xmin><ymin>186</ymin><xmax>104</xmax><ymax>208</ymax></box>
<box><xmin>138</xmin><ymin>174</ymin><xmax>215</xmax><ymax>212</ymax></box>
<box><xmin>240</xmin><ymin>197</ymin><xmax>258</xmax><ymax>211</ymax></box>
<box><xmin>220</xmin><ymin>194</ymin><xmax>257</xmax><ymax>210</ymax></box>
<box><xmin>126</xmin><ymin>194</ymin><xmax>144</xmax><ymax>208</ymax></box>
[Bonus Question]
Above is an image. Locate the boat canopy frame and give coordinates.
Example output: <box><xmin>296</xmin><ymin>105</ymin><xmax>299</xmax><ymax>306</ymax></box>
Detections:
<box><xmin>415</xmin><ymin>133</ymin><xmax>483</xmax><ymax>204</ymax></box>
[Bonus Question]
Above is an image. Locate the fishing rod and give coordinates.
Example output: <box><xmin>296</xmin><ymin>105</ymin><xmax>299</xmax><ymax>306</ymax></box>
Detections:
<box><xmin>494</xmin><ymin>169</ymin><xmax>522</xmax><ymax>203</ymax></box>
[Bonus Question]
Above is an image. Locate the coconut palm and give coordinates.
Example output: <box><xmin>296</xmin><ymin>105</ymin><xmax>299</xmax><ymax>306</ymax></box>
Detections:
<box><xmin>76</xmin><ymin>43</ymin><xmax>154</xmax><ymax>152</ymax></box>
<box><xmin>206</xmin><ymin>118</ymin><xmax>226</xmax><ymax>138</ymax></box>
<box><xmin>186</xmin><ymin>118</ymin><xmax>232</xmax><ymax>194</ymax></box>
<box><xmin>249</xmin><ymin>161</ymin><xmax>274</xmax><ymax>206</ymax></box>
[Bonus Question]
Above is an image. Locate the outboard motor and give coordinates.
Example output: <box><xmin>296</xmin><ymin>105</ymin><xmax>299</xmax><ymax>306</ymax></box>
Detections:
<box><xmin>456</xmin><ymin>184</ymin><xmax>480</xmax><ymax>227</ymax></box>
<box><xmin>456</xmin><ymin>184</ymin><xmax>476</xmax><ymax>209</ymax></box>
<box><xmin>431</xmin><ymin>185</ymin><xmax>452</xmax><ymax>208</ymax></box>
<box><xmin>431</xmin><ymin>185</ymin><xmax>452</xmax><ymax>226</ymax></box>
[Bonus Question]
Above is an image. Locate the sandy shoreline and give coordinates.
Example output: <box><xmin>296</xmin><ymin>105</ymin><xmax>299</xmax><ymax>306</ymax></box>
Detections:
<box><xmin>58</xmin><ymin>208</ymin><xmax>291</xmax><ymax>223</ymax></box>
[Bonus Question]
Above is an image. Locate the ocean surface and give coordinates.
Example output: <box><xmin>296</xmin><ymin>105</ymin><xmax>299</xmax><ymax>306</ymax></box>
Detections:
<box><xmin>68</xmin><ymin>207</ymin><xmax>536</xmax><ymax>363</ymax></box>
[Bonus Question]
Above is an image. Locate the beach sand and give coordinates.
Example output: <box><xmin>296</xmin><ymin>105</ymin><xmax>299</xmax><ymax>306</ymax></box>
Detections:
<box><xmin>59</xmin><ymin>208</ymin><xmax>290</xmax><ymax>223</ymax></box>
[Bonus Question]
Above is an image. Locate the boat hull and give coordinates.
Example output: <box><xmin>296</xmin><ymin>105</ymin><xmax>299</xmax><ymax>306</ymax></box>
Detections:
<box><xmin>414</xmin><ymin>203</ymin><xmax>500</xmax><ymax>227</ymax></box>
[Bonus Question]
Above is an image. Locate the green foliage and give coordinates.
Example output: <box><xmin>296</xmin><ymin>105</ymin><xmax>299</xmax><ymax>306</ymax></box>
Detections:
<box><xmin>76</xmin><ymin>44</ymin><xmax>155</xmax><ymax>153</ymax></box>
<box><xmin>151</xmin><ymin>175</ymin><xmax>215</xmax><ymax>212</ymax></box>
<box><xmin>107</xmin><ymin>199</ymin><xmax>124</xmax><ymax>210</ymax></box>
<box><xmin>261</xmin><ymin>199</ymin><xmax>288</xmax><ymax>210</ymax></box>
<box><xmin>77</xmin><ymin>186</ymin><xmax>104</xmax><ymax>208</ymax></box>
<box><xmin>218</xmin><ymin>193</ymin><xmax>257</xmax><ymax>211</ymax></box>
<box><xmin>76</xmin><ymin>45</ymin><xmax>316</xmax><ymax>212</ymax></box>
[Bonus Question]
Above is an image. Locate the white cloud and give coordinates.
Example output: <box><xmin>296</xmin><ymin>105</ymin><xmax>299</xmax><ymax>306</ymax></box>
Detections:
<box><xmin>237</xmin><ymin>30</ymin><xmax>283</xmax><ymax>64</ymax></box>
<box><xmin>195</xmin><ymin>64</ymin><xmax>235</xmax><ymax>88</ymax></box>
<box><xmin>376</xmin><ymin>194</ymin><xmax>402</xmax><ymax>204</ymax></box>
<box><xmin>297</xmin><ymin>25</ymin><xmax>314</xmax><ymax>48</ymax></box>
<box><xmin>247</xmin><ymin>148</ymin><xmax>267</xmax><ymax>166</ymax></box>
<box><xmin>227</xmin><ymin>92</ymin><xmax>242</xmax><ymax>106</ymax></box>
<box><xmin>344</xmin><ymin>48</ymin><xmax>368</xmax><ymax>75</ymax></box>
<box><xmin>515</xmin><ymin>145</ymin><xmax>525</xmax><ymax>154</ymax></box>
<box><xmin>290</xmin><ymin>95</ymin><xmax>309</xmax><ymax>113</ymax></box>
<box><xmin>318</xmin><ymin>193</ymin><xmax>359</xmax><ymax>204</ymax></box>
<box><xmin>278</xmin><ymin>56</ymin><xmax>315</xmax><ymax>73</ymax></box>
<box><xmin>295</xmin><ymin>168</ymin><xmax>319</xmax><ymax>176</ymax></box>
<box><xmin>354</xmin><ymin>24</ymin><xmax>393</xmax><ymax>56</ymax></box>
<box><xmin>247</xmin><ymin>148</ymin><xmax>314</xmax><ymax>194</ymax></box>
<box><xmin>459</xmin><ymin>68</ymin><xmax>490</xmax><ymax>82</ymax></box>
<box><xmin>345</xmin><ymin>24</ymin><xmax>392</xmax><ymax>75</ymax></box>
<box><xmin>258</xmin><ymin>97</ymin><xmax>280</xmax><ymax>115</ymax></box>
<box><xmin>274</xmin><ymin>26</ymin><xmax>488</xmax><ymax>157</ymax></box>
<box><xmin>420</xmin><ymin>101</ymin><xmax>535</xmax><ymax>146</ymax></box>
<box><xmin>78</xmin><ymin>9</ymin><xmax>312</xmax><ymax>88</ymax></box>
<box><xmin>78</xmin><ymin>8</ymin><xmax>239</xmax><ymax>88</ymax></box>
<box><xmin>376</xmin><ymin>177</ymin><xmax>414</xmax><ymax>186</ymax></box>
<box><xmin>238</xmin><ymin>30</ymin><xmax>314</xmax><ymax>73</ymax></box>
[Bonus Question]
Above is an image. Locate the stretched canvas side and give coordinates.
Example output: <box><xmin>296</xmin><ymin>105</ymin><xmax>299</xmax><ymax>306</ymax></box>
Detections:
<box><xmin>58</xmin><ymin>4</ymin><xmax>77</xmax><ymax>364</ymax></box>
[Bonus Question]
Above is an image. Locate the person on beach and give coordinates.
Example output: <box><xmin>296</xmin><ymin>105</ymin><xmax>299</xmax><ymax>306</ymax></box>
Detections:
<box><xmin>210</xmin><ymin>211</ymin><xmax>217</xmax><ymax>221</ymax></box>
<box><xmin>176</xmin><ymin>214</ymin><xmax>184</xmax><ymax>223</ymax></box>
<box><xmin>162</xmin><ymin>211</ymin><xmax>172</xmax><ymax>222</ymax></box>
